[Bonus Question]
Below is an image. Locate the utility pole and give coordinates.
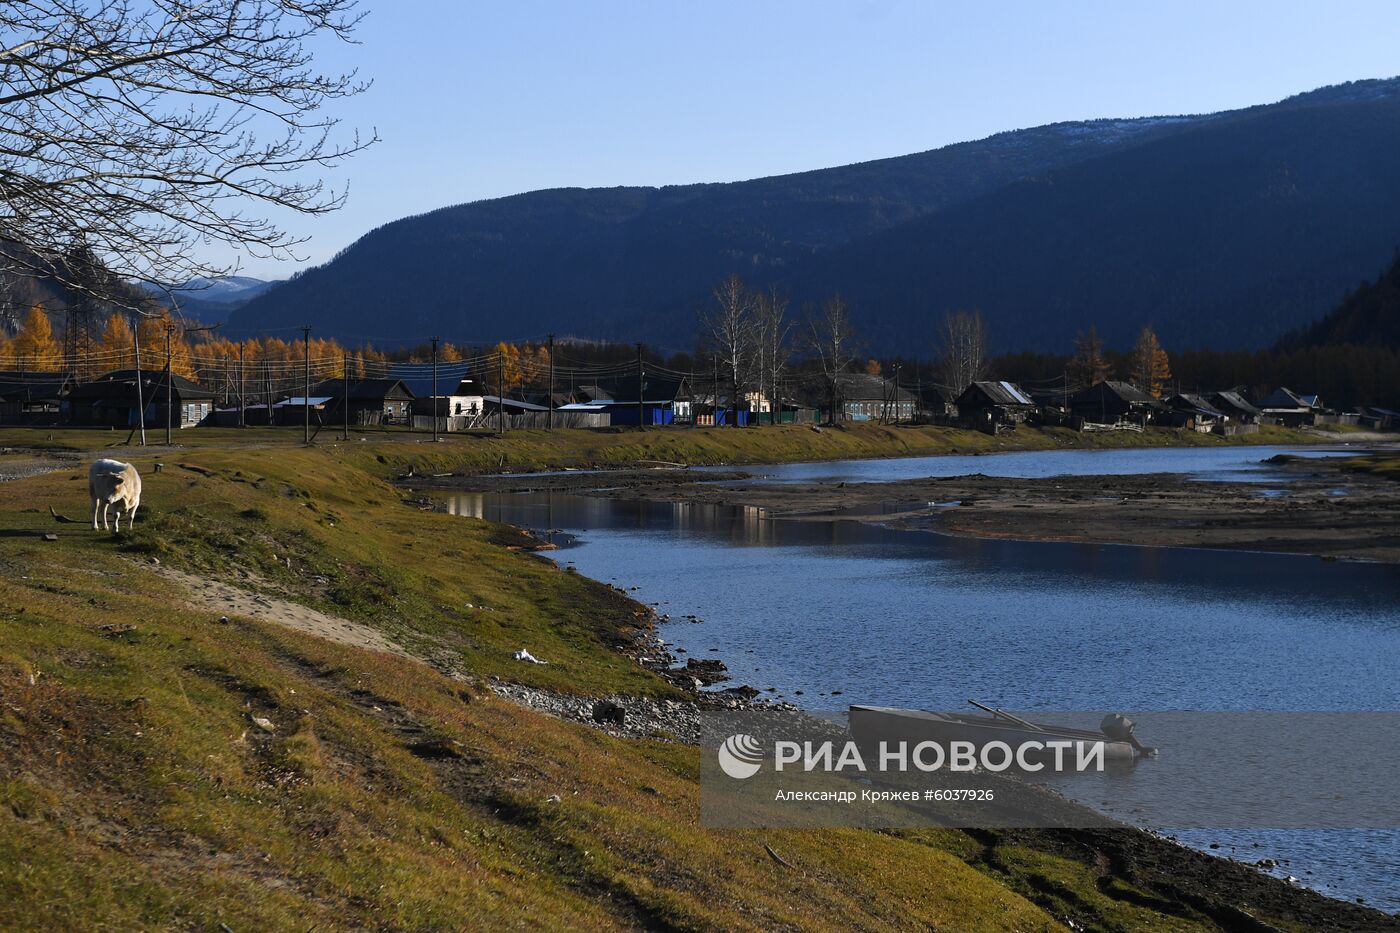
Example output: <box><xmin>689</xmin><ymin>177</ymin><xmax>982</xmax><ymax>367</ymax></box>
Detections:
<box><xmin>635</xmin><ymin>342</ymin><xmax>644</xmax><ymax>430</ymax></box>
<box><xmin>342</xmin><ymin>352</ymin><xmax>350</xmax><ymax>441</ymax></box>
<box><xmin>496</xmin><ymin>351</ymin><xmax>505</xmax><ymax>435</ymax></box>
<box><xmin>301</xmin><ymin>325</ymin><xmax>311</xmax><ymax>444</ymax></box>
<box><xmin>430</xmin><ymin>336</ymin><xmax>439</xmax><ymax>441</ymax></box>
<box><xmin>132</xmin><ymin>311</ymin><xmax>146</xmax><ymax>446</ymax></box>
<box><xmin>164</xmin><ymin>323</ymin><xmax>173</xmax><ymax>446</ymax></box>
<box><xmin>712</xmin><ymin>355</ymin><xmax>719</xmax><ymax>426</ymax></box>
<box><xmin>238</xmin><ymin>344</ymin><xmax>246</xmax><ymax>427</ymax></box>
<box><xmin>894</xmin><ymin>363</ymin><xmax>902</xmax><ymax>424</ymax></box>
<box><xmin>546</xmin><ymin>333</ymin><xmax>555</xmax><ymax>431</ymax></box>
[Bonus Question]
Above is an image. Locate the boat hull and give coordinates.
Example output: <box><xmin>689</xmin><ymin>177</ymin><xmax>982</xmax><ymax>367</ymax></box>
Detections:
<box><xmin>848</xmin><ymin>705</ymin><xmax>1139</xmax><ymax>765</ymax></box>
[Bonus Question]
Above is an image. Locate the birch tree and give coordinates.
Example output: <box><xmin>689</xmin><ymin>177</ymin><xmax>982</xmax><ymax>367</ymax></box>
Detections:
<box><xmin>701</xmin><ymin>274</ymin><xmax>756</xmax><ymax>426</ymax></box>
<box><xmin>807</xmin><ymin>293</ymin><xmax>856</xmax><ymax>424</ymax></box>
<box><xmin>754</xmin><ymin>285</ymin><xmax>792</xmax><ymax>424</ymax></box>
<box><xmin>936</xmin><ymin>310</ymin><xmax>987</xmax><ymax>397</ymax></box>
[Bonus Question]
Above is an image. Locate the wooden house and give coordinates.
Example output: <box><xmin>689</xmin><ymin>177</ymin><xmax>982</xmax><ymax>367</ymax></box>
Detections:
<box><xmin>1068</xmin><ymin>381</ymin><xmax>1163</xmax><ymax>426</ymax></box>
<box><xmin>1209</xmin><ymin>391</ymin><xmax>1262</xmax><ymax>425</ymax></box>
<box><xmin>588</xmin><ymin>375</ymin><xmax>693</xmax><ymax>426</ymax></box>
<box><xmin>1163</xmin><ymin>393</ymin><xmax>1226</xmax><ymax>431</ymax></box>
<box><xmin>1256</xmin><ymin>387</ymin><xmax>1322</xmax><ymax>426</ymax></box>
<box><xmin>916</xmin><ymin>384</ymin><xmax>958</xmax><ymax>422</ymax></box>
<box><xmin>390</xmin><ymin>366</ymin><xmax>486</xmax><ymax>419</ymax></box>
<box><xmin>955</xmin><ymin>381</ymin><xmax>1037</xmax><ymax>432</ymax></box>
<box><xmin>833</xmin><ymin>373</ymin><xmax>916</xmax><ymax>422</ymax></box>
<box><xmin>305</xmin><ymin>378</ymin><xmax>414</xmax><ymax>425</ymax></box>
<box><xmin>67</xmin><ymin>369</ymin><xmax>215</xmax><ymax>428</ymax></box>
<box><xmin>0</xmin><ymin>371</ymin><xmax>72</xmax><ymax>424</ymax></box>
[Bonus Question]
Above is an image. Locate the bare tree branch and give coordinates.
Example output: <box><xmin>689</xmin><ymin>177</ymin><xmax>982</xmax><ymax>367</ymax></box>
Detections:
<box><xmin>0</xmin><ymin>0</ymin><xmax>375</xmax><ymax>315</ymax></box>
<box><xmin>700</xmin><ymin>273</ymin><xmax>757</xmax><ymax>427</ymax></box>
<box><xmin>807</xmin><ymin>293</ymin><xmax>856</xmax><ymax>424</ymax></box>
<box><xmin>936</xmin><ymin>309</ymin><xmax>987</xmax><ymax>398</ymax></box>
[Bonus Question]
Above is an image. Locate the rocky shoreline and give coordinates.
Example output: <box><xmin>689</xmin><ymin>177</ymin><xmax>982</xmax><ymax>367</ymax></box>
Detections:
<box><xmin>486</xmin><ymin>619</ymin><xmax>1400</xmax><ymax>929</ymax></box>
<box><xmin>489</xmin><ymin>623</ymin><xmax>799</xmax><ymax>744</ymax></box>
<box><xmin>417</xmin><ymin>452</ymin><xmax>1400</xmax><ymax>926</ymax></box>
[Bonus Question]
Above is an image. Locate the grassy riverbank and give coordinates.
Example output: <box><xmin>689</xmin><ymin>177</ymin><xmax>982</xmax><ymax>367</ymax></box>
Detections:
<box><xmin>343</xmin><ymin>421</ymin><xmax>1356</xmax><ymax>478</ymax></box>
<box><xmin>0</xmin><ymin>419</ymin><xmax>1358</xmax><ymax>476</ymax></box>
<box><xmin>1</xmin><ymin>440</ymin><xmax>1391</xmax><ymax>930</ymax></box>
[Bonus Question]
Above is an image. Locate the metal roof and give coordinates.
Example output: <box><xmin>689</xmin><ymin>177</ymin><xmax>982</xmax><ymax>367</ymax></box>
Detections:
<box><xmin>959</xmin><ymin>380</ymin><xmax>1037</xmax><ymax>407</ymax></box>
<box><xmin>274</xmin><ymin>396</ymin><xmax>335</xmax><ymax>407</ymax></box>
<box><xmin>1210</xmin><ymin>391</ymin><xmax>1261</xmax><ymax>416</ymax></box>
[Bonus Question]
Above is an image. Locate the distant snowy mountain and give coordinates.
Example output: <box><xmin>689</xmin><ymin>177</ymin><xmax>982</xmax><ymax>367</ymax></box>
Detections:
<box><xmin>171</xmin><ymin>275</ymin><xmax>279</xmax><ymax>303</ymax></box>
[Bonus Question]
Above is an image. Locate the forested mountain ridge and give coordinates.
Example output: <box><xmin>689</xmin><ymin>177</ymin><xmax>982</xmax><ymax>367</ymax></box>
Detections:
<box><xmin>227</xmin><ymin>78</ymin><xmax>1400</xmax><ymax>353</ymax></box>
<box><xmin>1279</xmin><ymin>251</ymin><xmax>1400</xmax><ymax>350</ymax></box>
<box><xmin>794</xmin><ymin>86</ymin><xmax>1400</xmax><ymax>352</ymax></box>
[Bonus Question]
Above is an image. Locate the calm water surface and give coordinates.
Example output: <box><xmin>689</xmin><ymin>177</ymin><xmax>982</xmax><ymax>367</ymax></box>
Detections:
<box><xmin>709</xmin><ymin>443</ymin><xmax>1357</xmax><ymax>484</ymax></box>
<box><xmin>449</xmin><ymin>445</ymin><xmax>1400</xmax><ymax>910</ymax></box>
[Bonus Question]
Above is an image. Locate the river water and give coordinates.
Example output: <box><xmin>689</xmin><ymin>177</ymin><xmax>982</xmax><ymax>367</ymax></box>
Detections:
<box><xmin>448</xmin><ymin>444</ymin><xmax>1400</xmax><ymax>911</ymax></box>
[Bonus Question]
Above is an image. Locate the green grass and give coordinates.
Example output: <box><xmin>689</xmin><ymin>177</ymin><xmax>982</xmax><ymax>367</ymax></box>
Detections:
<box><xmin>0</xmin><ymin>441</ymin><xmax>1340</xmax><ymax>930</ymax></box>
<box><xmin>0</xmin><ymin>419</ymin><xmax>1338</xmax><ymax>473</ymax></box>
<box><xmin>323</xmin><ymin>421</ymin><xmax>1330</xmax><ymax>480</ymax></box>
<box><xmin>1338</xmin><ymin>452</ymin><xmax>1400</xmax><ymax>480</ymax></box>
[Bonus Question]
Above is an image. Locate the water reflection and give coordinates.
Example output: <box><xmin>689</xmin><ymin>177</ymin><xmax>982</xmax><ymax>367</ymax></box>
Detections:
<box><xmin>711</xmin><ymin>444</ymin><xmax>1354</xmax><ymax>484</ymax></box>
<box><xmin>444</xmin><ymin>454</ymin><xmax>1400</xmax><ymax>912</ymax></box>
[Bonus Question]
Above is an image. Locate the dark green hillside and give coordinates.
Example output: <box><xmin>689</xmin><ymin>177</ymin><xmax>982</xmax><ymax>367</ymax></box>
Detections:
<box><xmin>227</xmin><ymin>78</ymin><xmax>1400</xmax><ymax>354</ymax></box>
<box><xmin>798</xmin><ymin>86</ymin><xmax>1400</xmax><ymax>352</ymax></box>
<box><xmin>1281</xmin><ymin>251</ymin><xmax>1400</xmax><ymax>349</ymax></box>
<box><xmin>228</xmin><ymin>112</ymin><xmax>1209</xmax><ymax>344</ymax></box>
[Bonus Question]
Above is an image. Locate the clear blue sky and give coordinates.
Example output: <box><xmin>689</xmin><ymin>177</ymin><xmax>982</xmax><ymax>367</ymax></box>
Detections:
<box><xmin>229</xmin><ymin>0</ymin><xmax>1400</xmax><ymax>278</ymax></box>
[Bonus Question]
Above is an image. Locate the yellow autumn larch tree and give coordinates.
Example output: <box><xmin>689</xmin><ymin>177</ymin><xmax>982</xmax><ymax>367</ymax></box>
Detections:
<box><xmin>98</xmin><ymin>313</ymin><xmax>136</xmax><ymax>370</ymax></box>
<box><xmin>10</xmin><ymin>305</ymin><xmax>62</xmax><ymax>371</ymax></box>
<box><xmin>1129</xmin><ymin>326</ymin><xmax>1172</xmax><ymax>397</ymax></box>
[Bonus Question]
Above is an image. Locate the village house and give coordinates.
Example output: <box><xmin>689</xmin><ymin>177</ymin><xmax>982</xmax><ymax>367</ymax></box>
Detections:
<box><xmin>833</xmin><ymin>373</ymin><xmax>916</xmax><ymax>422</ymax></box>
<box><xmin>1359</xmin><ymin>406</ymin><xmax>1400</xmax><ymax>431</ymax></box>
<box><xmin>0</xmin><ymin>371</ymin><xmax>72</xmax><ymax>424</ymax></box>
<box><xmin>598</xmin><ymin>375</ymin><xmax>693</xmax><ymax>425</ymax></box>
<box><xmin>573</xmin><ymin>384</ymin><xmax>614</xmax><ymax>404</ymax></box>
<box><xmin>302</xmin><ymin>378</ymin><xmax>414</xmax><ymax>425</ymax></box>
<box><xmin>390</xmin><ymin>367</ymin><xmax>486</xmax><ymax>420</ymax></box>
<box><xmin>1256</xmin><ymin>387</ymin><xmax>1325</xmax><ymax>426</ymax></box>
<box><xmin>1068</xmin><ymin>380</ymin><xmax>1163</xmax><ymax>426</ymax></box>
<box><xmin>67</xmin><ymin>369</ymin><xmax>216</xmax><ymax>428</ymax></box>
<box><xmin>271</xmin><ymin>394</ymin><xmax>333</xmax><ymax>425</ymax></box>
<box><xmin>480</xmin><ymin>394</ymin><xmax>550</xmax><ymax>428</ymax></box>
<box><xmin>693</xmin><ymin>390</ymin><xmax>751</xmax><ymax>426</ymax></box>
<box><xmin>552</xmin><ymin>375</ymin><xmax>694</xmax><ymax>426</ymax></box>
<box><xmin>955</xmin><ymin>380</ymin><xmax>1036</xmax><ymax>432</ymax></box>
<box><xmin>1209</xmin><ymin>390</ymin><xmax>1262</xmax><ymax>425</ymax></box>
<box><xmin>1163</xmin><ymin>393</ymin><xmax>1227</xmax><ymax>431</ymax></box>
<box><xmin>916</xmin><ymin>384</ymin><xmax>958</xmax><ymax>423</ymax></box>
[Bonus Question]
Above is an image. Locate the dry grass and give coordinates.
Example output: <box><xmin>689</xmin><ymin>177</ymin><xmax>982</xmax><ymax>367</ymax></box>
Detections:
<box><xmin>0</xmin><ymin>440</ymin><xmax>1316</xmax><ymax>930</ymax></box>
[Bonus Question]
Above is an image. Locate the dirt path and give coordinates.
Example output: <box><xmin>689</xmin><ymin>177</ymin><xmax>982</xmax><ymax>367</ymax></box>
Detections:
<box><xmin>154</xmin><ymin>565</ymin><xmax>414</xmax><ymax>660</ymax></box>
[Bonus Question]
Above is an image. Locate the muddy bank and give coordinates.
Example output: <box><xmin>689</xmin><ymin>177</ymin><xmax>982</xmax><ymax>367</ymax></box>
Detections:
<box><xmin>410</xmin><ymin>465</ymin><xmax>1400</xmax><ymax>925</ymax></box>
<box><xmin>424</xmin><ymin>455</ymin><xmax>1400</xmax><ymax>563</ymax></box>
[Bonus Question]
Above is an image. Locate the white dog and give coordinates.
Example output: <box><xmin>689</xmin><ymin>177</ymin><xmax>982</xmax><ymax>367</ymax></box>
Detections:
<box><xmin>89</xmin><ymin>459</ymin><xmax>142</xmax><ymax>532</ymax></box>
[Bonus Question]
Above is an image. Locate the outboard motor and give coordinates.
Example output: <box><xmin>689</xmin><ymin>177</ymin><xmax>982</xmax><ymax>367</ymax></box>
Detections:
<box><xmin>1101</xmin><ymin>713</ymin><xmax>1156</xmax><ymax>757</ymax></box>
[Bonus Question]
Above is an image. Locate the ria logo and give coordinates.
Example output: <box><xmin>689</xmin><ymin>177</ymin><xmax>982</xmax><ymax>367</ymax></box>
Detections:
<box><xmin>718</xmin><ymin>734</ymin><xmax>764</xmax><ymax>779</ymax></box>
